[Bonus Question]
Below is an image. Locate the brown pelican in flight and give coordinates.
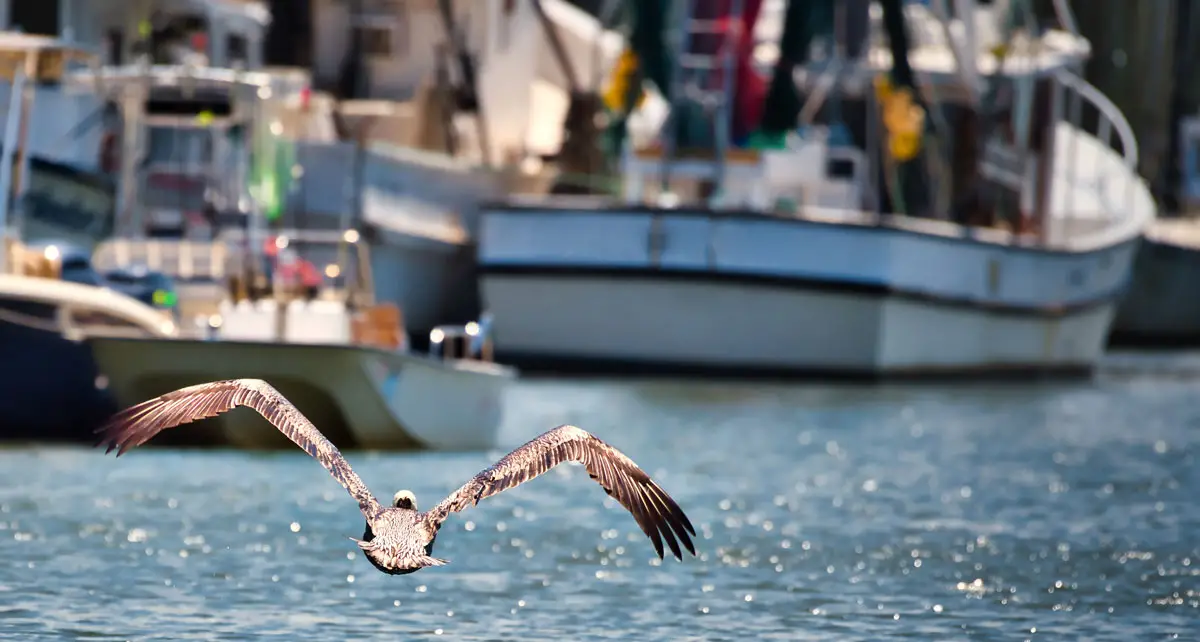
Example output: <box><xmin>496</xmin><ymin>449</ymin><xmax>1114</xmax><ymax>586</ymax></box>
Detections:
<box><xmin>95</xmin><ymin>379</ymin><xmax>697</xmax><ymax>575</ymax></box>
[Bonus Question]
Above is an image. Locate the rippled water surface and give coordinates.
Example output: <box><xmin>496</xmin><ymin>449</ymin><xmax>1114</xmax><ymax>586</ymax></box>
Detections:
<box><xmin>1</xmin><ymin>373</ymin><xmax>1198</xmax><ymax>640</ymax></box>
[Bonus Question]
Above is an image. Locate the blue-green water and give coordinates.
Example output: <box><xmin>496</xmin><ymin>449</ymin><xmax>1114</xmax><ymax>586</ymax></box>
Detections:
<box><xmin>0</xmin><ymin>374</ymin><xmax>1197</xmax><ymax>640</ymax></box>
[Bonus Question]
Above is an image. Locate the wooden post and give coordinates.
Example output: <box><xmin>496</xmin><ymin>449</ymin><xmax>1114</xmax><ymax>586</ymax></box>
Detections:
<box><xmin>9</xmin><ymin>48</ymin><xmax>40</xmax><ymax>237</ymax></box>
<box><xmin>115</xmin><ymin>82</ymin><xmax>148</xmax><ymax>238</ymax></box>
<box><xmin>1027</xmin><ymin>75</ymin><xmax>1055</xmax><ymax>238</ymax></box>
<box><xmin>1037</xmin><ymin>74</ymin><xmax>1063</xmax><ymax>246</ymax></box>
<box><xmin>0</xmin><ymin>66</ymin><xmax>25</xmax><ymax>269</ymax></box>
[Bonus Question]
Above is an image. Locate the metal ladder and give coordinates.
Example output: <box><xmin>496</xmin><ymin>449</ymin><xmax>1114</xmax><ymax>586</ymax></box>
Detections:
<box><xmin>660</xmin><ymin>0</ymin><xmax>745</xmax><ymax>204</ymax></box>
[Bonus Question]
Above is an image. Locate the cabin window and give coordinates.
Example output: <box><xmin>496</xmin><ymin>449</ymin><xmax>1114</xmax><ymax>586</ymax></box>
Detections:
<box><xmin>356</xmin><ymin>25</ymin><xmax>393</xmax><ymax>57</ymax></box>
<box><xmin>352</xmin><ymin>3</ymin><xmax>407</xmax><ymax>59</ymax></box>
<box><xmin>9</xmin><ymin>0</ymin><xmax>59</xmax><ymax>36</ymax></box>
<box><xmin>227</xmin><ymin>34</ymin><xmax>248</xmax><ymax>67</ymax></box>
<box><xmin>107</xmin><ymin>29</ymin><xmax>124</xmax><ymax>65</ymax></box>
<box><xmin>1183</xmin><ymin>117</ymin><xmax>1200</xmax><ymax>204</ymax></box>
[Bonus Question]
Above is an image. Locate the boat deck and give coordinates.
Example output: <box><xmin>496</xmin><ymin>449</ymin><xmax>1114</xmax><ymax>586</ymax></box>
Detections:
<box><xmin>1145</xmin><ymin>217</ymin><xmax>1200</xmax><ymax>249</ymax></box>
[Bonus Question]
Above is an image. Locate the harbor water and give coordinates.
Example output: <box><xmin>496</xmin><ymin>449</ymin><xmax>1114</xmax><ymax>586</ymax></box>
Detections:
<box><xmin>0</xmin><ymin>374</ymin><xmax>1196</xmax><ymax>640</ymax></box>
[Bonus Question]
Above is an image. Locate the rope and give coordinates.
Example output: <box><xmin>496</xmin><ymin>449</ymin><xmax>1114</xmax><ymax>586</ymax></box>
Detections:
<box><xmin>0</xmin><ymin>305</ymin><xmax>64</xmax><ymax>335</ymax></box>
<box><xmin>545</xmin><ymin>170</ymin><xmax>625</xmax><ymax>195</ymax></box>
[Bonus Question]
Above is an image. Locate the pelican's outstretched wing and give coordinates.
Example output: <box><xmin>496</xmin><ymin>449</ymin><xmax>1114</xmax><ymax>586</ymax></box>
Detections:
<box><xmin>423</xmin><ymin>425</ymin><xmax>696</xmax><ymax>561</ymax></box>
<box><xmin>95</xmin><ymin>379</ymin><xmax>383</xmax><ymax>520</ymax></box>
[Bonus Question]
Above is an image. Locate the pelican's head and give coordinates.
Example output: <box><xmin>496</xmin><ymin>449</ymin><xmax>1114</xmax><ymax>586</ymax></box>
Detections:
<box><xmin>393</xmin><ymin>490</ymin><xmax>417</xmax><ymax>510</ymax></box>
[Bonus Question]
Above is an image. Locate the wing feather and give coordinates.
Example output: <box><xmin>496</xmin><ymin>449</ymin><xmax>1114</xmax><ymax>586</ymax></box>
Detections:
<box><xmin>94</xmin><ymin>379</ymin><xmax>383</xmax><ymax>520</ymax></box>
<box><xmin>423</xmin><ymin>425</ymin><xmax>696</xmax><ymax>561</ymax></box>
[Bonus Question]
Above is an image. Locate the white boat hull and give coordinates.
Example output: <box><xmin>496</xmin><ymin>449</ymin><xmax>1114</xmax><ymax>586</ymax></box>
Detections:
<box><xmin>482</xmin><ymin>272</ymin><xmax>1115</xmax><ymax>376</ymax></box>
<box><xmin>88</xmin><ymin>337</ymin><xmax>513</xmax><ymax>450</ymax></box>
<box><xmin>477</xmin><ymin>200</ymin><xmax>1148</xmax><ymax>378</ymax></box>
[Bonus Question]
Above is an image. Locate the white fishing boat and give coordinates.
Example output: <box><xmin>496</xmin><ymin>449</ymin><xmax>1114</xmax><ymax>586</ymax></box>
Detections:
<box><xmin>476</xmin><ymin>0</ymin><xmax>1156</xmax><ymax>378</ymax></box>
<box><xmin>84</xmin><ymin>229</ymin><xmax>514</xmax><ymax>451</ymax></box>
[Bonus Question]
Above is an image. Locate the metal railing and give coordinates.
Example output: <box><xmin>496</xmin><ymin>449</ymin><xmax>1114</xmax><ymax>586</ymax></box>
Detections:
<box><xmin>93</xmin><ymin>238</ymin><xmax>229</xmax><ymax>282</ymax></box>
<box><xmin>428</xmin><ymin>312</ymin><xmax>495</xmax><ymax>362</ymax></box>
<box><xmin>1052</xmin><ymin>69</ymin><xmax>1139</xmax><ymax>172</ymax></box>
<box><xmin>1046</xmin><ymin>67</ymin><xmax>1144</xmax><ymax>246</ymax></box>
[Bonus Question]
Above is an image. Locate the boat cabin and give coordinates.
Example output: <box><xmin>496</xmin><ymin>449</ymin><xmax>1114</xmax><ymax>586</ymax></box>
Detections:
<box><xmin>59</xmin><ymin>62</ymin><xmax>310</xmax><ymax>240</ymax></box>
<box><xmin>2</xmin><ymin>0</ymin><xmax>269</xmax><ymax>69</ymax></box>
<box><xmin>0</xmin><ymin>33</ymin><xmax>99</xmax><ymax>171</ymax></box>
<box><xmin>0</xmin><ymin>0</ymin><xmax>273</xmax><ymax>211</ymax></box>
<box><xmin>309</xmin><ymin>0</ymin><xmax>541</xmax><ymax>164</ymax></box>
<box><xmin>619</xmin><ymin>0</ymin><xmax>1112</xmax><ymax>243</ymax></box>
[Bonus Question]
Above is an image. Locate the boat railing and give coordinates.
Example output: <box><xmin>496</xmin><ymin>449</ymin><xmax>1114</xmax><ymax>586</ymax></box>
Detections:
<box><xmin>216</xmin><ymin>227</ymin><xmax>377</xmax><ymax>308</ymax></box>
<box><xmin>64</xmin><ymin>63</ymin><xmax>310</xmax><ymax>96</ymax></box>
<box><xmin>0</xmin><ymin>273</ymin><xmax>177</xmax><ymax>341</ymax></box>
<box><xmin>93</xmin><ymin>238</ymin><xmax>230</xmax><ymax>282</ymax></box>
<box><xmin>428</xmin><ymin>312</ymin><xmax>495</xmax><ymax>363</ymax></box>
<box><xmin>795</xmin><ymin>70</ymin><xmax>1149</xmax><ymax>252</ymax></box>
<box><xmin>1052</xmin><ymin>69</ymin><xmax>1138</xmax><ymax>173</ymax></box>
<box><xmin>1040</xmin><ymin>68</ymin><xmax>1150</xmax><ymax>249</ymax></box>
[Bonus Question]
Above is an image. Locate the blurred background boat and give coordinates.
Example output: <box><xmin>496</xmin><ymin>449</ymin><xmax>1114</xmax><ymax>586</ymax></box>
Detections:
<box><xmin>84</xmin><ymin>227</ymin><xmax>513</xmax><ymax>451</ymax></box>
<box><xmin>477</xmin><ymin>0</ymin><xmax>1155</xmax><ymax>378</ymax></box>
<box><xmin>0</xmin><ymin>2</ymin><xmax>521</xmax><ymax>447</ymax></box>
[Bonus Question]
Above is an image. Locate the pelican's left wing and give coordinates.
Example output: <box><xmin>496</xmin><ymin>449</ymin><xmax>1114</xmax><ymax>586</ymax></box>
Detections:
<box><xmin>422</xmin><ymin>425</ymin><xmax>696</xmax><ymax>560</ymax></box>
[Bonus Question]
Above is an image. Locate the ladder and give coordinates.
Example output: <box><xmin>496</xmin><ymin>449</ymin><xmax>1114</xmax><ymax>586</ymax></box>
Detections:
<box><xmin>659</xmin><ymin>0</ymin><xmax>745</xmax><ymax>204</ymax></box>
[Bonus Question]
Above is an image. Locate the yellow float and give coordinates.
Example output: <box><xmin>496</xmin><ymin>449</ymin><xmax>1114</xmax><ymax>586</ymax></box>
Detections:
<box><xmin>603</xmin><ymin>48</ymin><xmax>648</xmax><ymax>112</ymax></box>
<box><xmin>874</xmin><ymin>75</ymin><xmax>926</xmax><ymax>161</ymax></box>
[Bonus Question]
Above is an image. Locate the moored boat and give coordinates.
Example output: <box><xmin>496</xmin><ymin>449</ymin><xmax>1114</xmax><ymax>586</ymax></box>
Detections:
<box><xmin>476</xmin><ymin>0</ymin><xmax>1155</xmax><ymax>379</ymax></box>
<box><xmin>82</xmin><ymin>228</ymin><xmax>514</xmax><ymax>451</ymax></box>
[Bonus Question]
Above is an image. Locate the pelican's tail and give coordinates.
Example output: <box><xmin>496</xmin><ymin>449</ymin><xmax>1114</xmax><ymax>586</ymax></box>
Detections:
<box><xmin>418</xmin><ymin>555</ymin><xmax>449</xmax><ymax>568</ymax></box>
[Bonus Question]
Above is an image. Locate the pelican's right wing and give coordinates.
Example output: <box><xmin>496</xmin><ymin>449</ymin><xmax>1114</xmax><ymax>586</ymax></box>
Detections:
<box><xmin>96</xmin><ymin>379</ymin><xmax>384</xmax><ymax>520</ymax></box>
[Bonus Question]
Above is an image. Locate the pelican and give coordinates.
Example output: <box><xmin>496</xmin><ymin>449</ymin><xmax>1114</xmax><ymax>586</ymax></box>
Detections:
<box><xmin>95</xmin><ymin>379</ymin><xmax>697</xmax><ymax>575</ymax></box>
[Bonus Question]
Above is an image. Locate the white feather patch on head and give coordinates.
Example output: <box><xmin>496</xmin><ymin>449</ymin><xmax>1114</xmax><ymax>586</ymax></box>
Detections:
<box><xmin>393</xmin><ymin>490</ymin><xmax>417</xmax><ymax>507</ymax></box>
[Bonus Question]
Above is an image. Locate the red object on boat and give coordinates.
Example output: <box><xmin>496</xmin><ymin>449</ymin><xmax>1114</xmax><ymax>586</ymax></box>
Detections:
<box><xmin>686</xmin><ymin>0</ymin><xmax>767</xmax><ymax>142</ymax></box>
<box><xmin>99</xmin><ymin>131</ymin><xmax>118</xmax><ymax>174</ymax></box>
<box><xmin>733</xmin><ymin>0</ymin><xmax>767</xmax><ymax>141</ymax></box>
<box><xmin>277</xmin><ymin>259</ymin><xmax>322</xmax><ymax>288</ymax></box>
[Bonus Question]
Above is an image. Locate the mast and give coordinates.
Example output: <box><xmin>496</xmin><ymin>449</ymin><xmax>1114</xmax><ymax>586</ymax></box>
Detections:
<box><xmin>756</xmin><ymin>0</ymin><xmax>834</xmax><ymax>142</ymax></box>
<box><xmin>605</xmin><ymin>0</ymin><xmax>668</xmax><ymax>161</ymax></box>
<box><xmin>435</xmin><ymin>0</ymin><xmax>492</xmax><ymax>166</ymax></box>
<box><xmin>532</xmin><ymin>0</ymin><xmax>608</xmax><ymax>194</ymax></box>
<box><xmin>0</xmin><ymin>68</ymin><xmax>26</xmax><ymax>271</ymax></box>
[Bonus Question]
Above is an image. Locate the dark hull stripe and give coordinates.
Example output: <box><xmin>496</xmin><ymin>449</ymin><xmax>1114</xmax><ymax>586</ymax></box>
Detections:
<box><xmin>1107</xmin><ymin>332</ymin><xmax>1200</xmax><ymax>349</ymax></box>
<box><xmin>496</xmin><ymin>351</ymin><xmax>1095</xmax><ymax>382</ymax></box>
<box><xmin>478</xmin><ymin>265</ymin><xmax>1121</xmax><ymax>318</ymax></box>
